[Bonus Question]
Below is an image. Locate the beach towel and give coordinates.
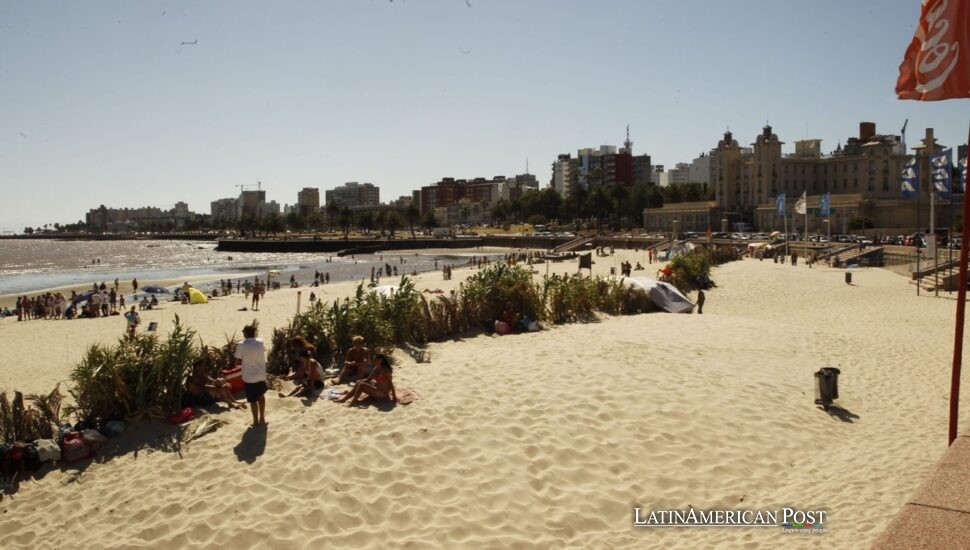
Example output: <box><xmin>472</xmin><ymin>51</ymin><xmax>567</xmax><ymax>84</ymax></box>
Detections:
<box><xmin>326</xmin><ymin>388</ymin><xmax>349</xmax><ymax>401</ymax></box>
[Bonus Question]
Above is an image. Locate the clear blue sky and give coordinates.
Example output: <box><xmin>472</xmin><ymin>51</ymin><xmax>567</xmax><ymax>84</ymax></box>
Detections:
<box><xmin>1</xmin><ymin>0</ymin><xmax>966</xmax><ymax>231</ymax></box>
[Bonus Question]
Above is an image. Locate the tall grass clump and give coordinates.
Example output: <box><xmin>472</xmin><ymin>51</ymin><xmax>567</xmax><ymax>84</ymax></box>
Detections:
<box><xmin>667</xmin><ymin>247</ymin><xmax>739</xmax><ymax>292</ymax></box>
<box><xmin>0</xmin><ymin>385</ymin><xmax>64</xmax><ymax>442</ymax></box>
<box><xmin>67</xmin><ymin>316</ymin><xmax>198</xmax><ymax>424</ymax></box>
<box><xmin>461</xmin><ymin>264</ymin><xmax>543</xmax><ymax>330</ymax></box>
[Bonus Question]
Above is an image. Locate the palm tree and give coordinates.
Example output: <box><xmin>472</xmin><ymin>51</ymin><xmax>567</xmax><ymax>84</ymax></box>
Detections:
<box><xmin>326</xmin><ymin>202</ymin><xmax>340</xmax><ymax>232</ymax></box>
<box><xmin>404</xmin><ymin>203</ymin><xmax>419</xmax><ymax>238</ymax></box>
<box><xmin>338</xmin><ymin>206</ymin><xmax>352</xmax><ymax>239</ymax></box>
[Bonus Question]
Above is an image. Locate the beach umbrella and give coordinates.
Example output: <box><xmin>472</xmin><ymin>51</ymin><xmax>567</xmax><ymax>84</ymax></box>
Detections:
<box><xmin>142</xmin><ymin>285</ymin><xmax>169</xmax><ymax>294</ymax></box>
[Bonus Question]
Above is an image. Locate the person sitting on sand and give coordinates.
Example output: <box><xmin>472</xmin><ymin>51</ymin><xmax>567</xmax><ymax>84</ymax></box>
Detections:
<box><xmin>187</xmin><ymin>359</ymin><xmax>245</xmax><ymax>408</ymax></box>
<box><xmin>634</xmin><ymin>262</ymin><xmax>644</xmax><ymax>271</ymax></box>
<box><xmin>336</xmin><ymin>354</ymin><xmax>397</xmax><ymax>406</ymax></box>
<box><xmin>279</xmin><ymin>349</ymin><xmax>325</xmax><ymax>399</ymax></box>
<box><xmin>333</xmin><ymin>336</ymin><xmax>371</xmax><ymax>384</ymax></box>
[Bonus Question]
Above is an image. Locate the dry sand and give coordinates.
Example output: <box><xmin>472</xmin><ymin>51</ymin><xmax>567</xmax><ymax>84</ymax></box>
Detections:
<box><xmin>1</xmin><ymin>250</ymin><xmax>967</xmax><ymax>548</ymax></box>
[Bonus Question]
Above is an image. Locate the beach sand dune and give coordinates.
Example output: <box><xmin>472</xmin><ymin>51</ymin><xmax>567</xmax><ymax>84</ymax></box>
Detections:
<box><xmin>1</xmin><ymin>254</ymin><xmax>966</xmax><ymax>548</ymax></box>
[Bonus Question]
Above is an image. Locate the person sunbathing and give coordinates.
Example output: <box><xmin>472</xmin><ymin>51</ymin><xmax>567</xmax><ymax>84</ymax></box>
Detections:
<box><xmin>279</xmin><ymin>349</ymin><xmax>325</xmax><ymax>399</ymax></box>
<box><xmin>187</xmin><ymin>359</ymin><xmax>245</xmax><ymax>408</ymax></box>
<box><xmin>337</xmin><ymin>354</ymin><xmax>397</xmax><ymax>406</ymax></box>
<box><xmin>332</xmin><ymin>335</ymin><xmax>371</xmax><ymax>384</ymax></box>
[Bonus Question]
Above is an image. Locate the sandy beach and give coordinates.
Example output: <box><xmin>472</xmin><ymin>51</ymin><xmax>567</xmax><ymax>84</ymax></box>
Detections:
<box><xmin>1</xmin><ymin>250</ymin><xmax>967</xmax><ymax>548</ymax></box>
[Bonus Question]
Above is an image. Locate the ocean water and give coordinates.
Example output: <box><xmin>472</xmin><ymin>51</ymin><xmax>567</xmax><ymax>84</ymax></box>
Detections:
<box><xmin>0</xmin><ymin>239</ymin><xmax>498</xmax><ymax>297</ymax></box>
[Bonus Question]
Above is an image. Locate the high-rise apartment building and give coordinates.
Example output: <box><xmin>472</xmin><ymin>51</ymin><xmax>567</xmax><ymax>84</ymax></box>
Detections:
<box><xmin>325</xmin><ymin>182</ymin><xmax>380</xmax><ymax>208</ymax></box>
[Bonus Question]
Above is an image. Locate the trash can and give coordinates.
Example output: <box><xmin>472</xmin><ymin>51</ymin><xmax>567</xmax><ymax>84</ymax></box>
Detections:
<box><xmin>814</xmin><ymin>367</ymin><xmax>841</xmax><ymax>406</ymax></box>
<box><xmin>845</xmin><ymin>271</ymin><xmax>852</xmax><ymax>285</ymax></box>
<box><xmin>610</xmin><ymin>267</ymin><xmax>616</xmax><ymax>275</ymax></box>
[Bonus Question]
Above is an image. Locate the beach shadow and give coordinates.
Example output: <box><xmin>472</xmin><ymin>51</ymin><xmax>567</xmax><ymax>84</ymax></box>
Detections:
<box><xmin>234</xmin><ymin>424</ymin><xmax>266</xmax><ymax>464</ymax></box>
<box><xmin>352</xmin><ymin>397</ymin><xmax>398</xmax><ymax>412</ymax></box>
<box><xmin>819</xmin><ymin>404</ymin><xmax>860</xmax><ymax>423</ymax></box>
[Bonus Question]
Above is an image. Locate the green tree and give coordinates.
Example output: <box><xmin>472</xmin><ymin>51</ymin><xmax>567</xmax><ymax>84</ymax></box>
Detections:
<box><xmin>325</xmin><ymin>202</ymin><xmax>340</xmax><ymax>232</ymax></box>
<box><xmin>421</xmin><ymin>210</ymin><xmax>439</xmax><ymax>230</ymax></box>
<box><xmin>338</xmin><ymin>206</ymin><xmax>352</xmax><ymax>238</ymax></box>
<box><xmin>491</xmin><ymin>199</ymin><xmax>510</xmax><ymax>224</ymax></box>
<box><xmin>263</xmin><ymin>213</ymin><xmax>285</xmax><ymax>236</ymax></box>
<box><xmin>356</xmin><ymin>210</ymin><xmax>375</xmax><ymax>235</ymax></box>
<box><xmin>286</xmin><ymin>212</ymin><xmax>306</xmax><ymax>232</ymax></box>
<box><xmin>404</xmin><ymin>203</ymin><xmax>420</xmax><ymax>238</ymax></box>
<box><xmin>385</xmin><ymin>211</ymin><xmax>403</xmax><ymax>238</ymax></box>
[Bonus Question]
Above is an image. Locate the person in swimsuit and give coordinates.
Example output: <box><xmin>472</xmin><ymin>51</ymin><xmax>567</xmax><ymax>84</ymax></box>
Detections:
<box><xmin>186</xmin><ymin>359</ymin><xmax>245</xmax><ymax>408</ymax></box>
<box><xmin>279</xmin><ymin>349</ymin><xmax>325</xmax><ymax>399</ymax></box>
<box><xmin>337</xmin><ymin>354</ymin><xmax>397</xmax><ymax>406</ymax></box>
<box><xmin>332</xmin><ymin>335</ymin><xmax>371</xmax><ymax>385</ymax></box>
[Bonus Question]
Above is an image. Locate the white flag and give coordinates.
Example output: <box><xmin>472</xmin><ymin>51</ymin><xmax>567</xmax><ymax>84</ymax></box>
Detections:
<box><xmin>794</xmin><ymin>191</ymin><xmax>807</xmax><ymax>215</ymax></box>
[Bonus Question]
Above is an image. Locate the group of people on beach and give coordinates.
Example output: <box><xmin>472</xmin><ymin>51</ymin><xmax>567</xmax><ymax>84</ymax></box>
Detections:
<box><xmin>185</xmin><ymin>322</ymin><xmax>397</xmax><ymax>428</ymax></box>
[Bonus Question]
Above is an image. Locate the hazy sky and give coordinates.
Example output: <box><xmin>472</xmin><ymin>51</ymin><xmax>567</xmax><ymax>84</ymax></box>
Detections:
<box><xmin>1</xmin><ymin>0</ymin><xmax>967</xmax><ymax>231</ymax></box>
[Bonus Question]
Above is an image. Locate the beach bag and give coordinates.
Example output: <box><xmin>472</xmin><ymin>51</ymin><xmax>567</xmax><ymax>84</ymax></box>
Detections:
<box><xmin>100</xmin><ymin>420</ymin><xmax>125</xmax><ymax>438</ymax></box>
<box><xmin>527</xmin><ymin>321</ymin><xmax>540</xmax><ymax>332</ymax></box>
<box><xmin>222</xmin><ymin>366</ymin><xmax>244</xmax><ymax>393</ymax></box>
<box><xmin>494</xmin><ymin>321</ymin><xmax>511</xmax><ymax>335</ymax></box>
<box><xmin>23</xmin><ymin>443</ymin><xmax>42</xmax><ymax>472</ymax></box>
<box><xmin>36</xmin><ymin>439</ymin><xmax>61</xmax><ymax>462</ymax></box>
<box><xmin>82</xmin><ymin>429</ymin><xmax>108</xmax><ymax>449</ymax></box>
<box><xmin>167</xmin><ymin>407</ymin><xmax>195</xmax><ymax>425</ymax></box>
<box><xmin>61</xmin><ymin>432</ymin><xmax>92</xmax><ymax>464</ymax></box>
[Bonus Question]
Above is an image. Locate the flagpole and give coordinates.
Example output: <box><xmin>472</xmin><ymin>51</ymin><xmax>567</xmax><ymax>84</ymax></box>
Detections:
<box><xmin>933</xmin><ymin>170</ymin><xmax>938</xmax><ymax>297</ymax></box>
<box><xmin>804</xmin><ymin>192</ymin><xmax>808</xmax><ymax>259</ymax></box>
<box><xmin>784</xmin><ymin>204</ymin><xmax>789</xmax><ymax>256</ymax></box>
<box><xmin>917</xmin><ymin>161</ymin><xmax>921</xmax><ymax>296</ymax></box>
<box><xmin>948</xmin><ymin>122</ymin><xmax>970</xmax><ymax>446</ymax></box>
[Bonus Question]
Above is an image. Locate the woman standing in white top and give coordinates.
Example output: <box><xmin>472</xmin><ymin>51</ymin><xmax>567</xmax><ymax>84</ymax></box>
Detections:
<box><xmin>234</xmin><ymin>320</ymin><xmax>268</xmax><ymax>427</ymax></box>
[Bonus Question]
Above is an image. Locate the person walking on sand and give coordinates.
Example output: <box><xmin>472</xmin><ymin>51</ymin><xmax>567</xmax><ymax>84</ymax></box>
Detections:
<box><xmin>132</xmin><ymin>278</ymin><xmax>138</xmax><ymax>293</ymax></box>
<box><xmin>234</xmin><ymin>321</ymin><xmax>267</xmax><ymax>426</ymax></box>
<box><xmin>251</xmin><ymin>280</ymin><xmax>261</xmax><ymax>311</ymax></box>
<box><xmin>124</xmin><ymin>306</ymin><xmax>140</xmax><ymax>339</ymax></box>
<box><xmin>696</xmin><ymin>289</ymin><xmax>705</xmax><ymax>315</ymax></box>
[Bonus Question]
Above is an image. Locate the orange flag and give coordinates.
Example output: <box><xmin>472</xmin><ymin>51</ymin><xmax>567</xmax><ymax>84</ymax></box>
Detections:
<box><xmin>896</xmin><ymin>0</ymin><xmax>970</xmax><ymax>101</ymax></box>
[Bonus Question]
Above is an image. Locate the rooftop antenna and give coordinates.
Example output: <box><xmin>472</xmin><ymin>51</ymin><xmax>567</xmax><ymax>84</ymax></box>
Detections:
<box><xmin>526</xmin><ymin>157</ymin><xmax>529</xmax><ymax>175</ymax></box>
<box><xmin>256</xmin><ymin>180</ymin><xmax>262</xmax><ymax>190</ymax></box>
<box><xmin>901</xmin><ymin>119</ymin><xmax>909</xmax><ymax>155</ymax></box>
<box><xmin>624</xmin><ymin>124</ymin><xmax>633</xmax><ymax>152</ymax></box>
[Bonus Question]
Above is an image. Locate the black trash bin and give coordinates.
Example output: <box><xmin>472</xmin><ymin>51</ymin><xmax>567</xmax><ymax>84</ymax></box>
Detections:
<box><xmin>845</xmin><ymin>271</ymin><xmax>852</xmax><ymax>285</ymax></box>
<box><xmin>814</xmin><ymin>367</ymin><xmax>840</xmax><ymax>406</ymax></box>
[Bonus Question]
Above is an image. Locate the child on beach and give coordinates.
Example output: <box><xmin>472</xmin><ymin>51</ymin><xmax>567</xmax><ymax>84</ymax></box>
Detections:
<box><xmin>124</xmin><ymin>306</ymin><xmax>140</xmax><ymax>339</ymax></box>
<box><xmin>234</xmin><ymin>320</ymin><xmax>267</xmax><ymax>427</ymax></box>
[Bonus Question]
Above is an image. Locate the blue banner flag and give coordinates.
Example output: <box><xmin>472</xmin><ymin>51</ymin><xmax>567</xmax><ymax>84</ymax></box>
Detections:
<box><xmin>819</xmin><ymin>192</ymin><xmax>830</xmax><ymax>217</ymax></box>
<box><xmin>931</xmin><ymin>149</ymin><xmax>953</xmax><ymax>199</ymax></box>
<box><xmin>775</xmin><ymin>193</ymin><xmax>785</xmax><ymax>216</ymax></box>
<box><xmin>901</xmin><ymin>158</ymin><xmax>919</xmax><ymax>199</ymax></box>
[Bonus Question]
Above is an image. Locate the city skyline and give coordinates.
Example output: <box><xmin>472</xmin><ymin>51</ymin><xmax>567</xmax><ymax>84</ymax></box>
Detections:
<box><xmin>2</xmin><ymin>0</ymin><xmax>968</xmax><ymax>232</ymax></box>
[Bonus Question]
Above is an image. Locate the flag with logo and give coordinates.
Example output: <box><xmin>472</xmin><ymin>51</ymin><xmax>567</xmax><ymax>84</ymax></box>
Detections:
<box><xmin>901</xmin><ymin>158</ymin><xmax>919</xmax><ymax>198</ymax></box>
<box><xmin>896</xmin><ymin>0</ymin><xmax>970</xmax><ymax>101</ymax></box>
<box><xmin>931</xmin><ymin>148</ymin><xmax>953</xmax><ymax>199</ymax></box>
<box><xmin>794</xmin><ymin>191</ymin><xmax>807</xmax><ymax>215</ymax></box>
<box><xmin>775</xmin><ymin>193</ymin><xmax>786</xmax><ymax>216</ymax></box>
<box><xmin>819</xmin><ymin>192</ymin><xmax>831</xmax><ymax>217</ymax></box>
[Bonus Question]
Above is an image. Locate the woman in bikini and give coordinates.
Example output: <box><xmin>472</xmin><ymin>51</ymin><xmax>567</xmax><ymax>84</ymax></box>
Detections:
<box><xmin>337</xmin><ymin>354</ymin><xmax>397</xmax><ymax>406</ymax></box>
<box><xmin>279</xmin><ymin>349</ymin><xmax>325</xmax><ymax>399</ymax></box>
<box><xmin>187</xmin><ymin>359</ymin><xmax>245</xmax><ymax>408</ymax></box>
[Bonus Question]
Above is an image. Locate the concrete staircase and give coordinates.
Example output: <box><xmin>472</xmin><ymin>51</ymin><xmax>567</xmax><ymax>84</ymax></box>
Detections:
<box><xmin>552</xmin><ymin>236</ymin><xmax>595</xmax><ymax>253</ymax></box>
<box><xmin>829</xmin><ymin>246</ymin><xmax>884</xmax><ymax>267</ymax></box>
